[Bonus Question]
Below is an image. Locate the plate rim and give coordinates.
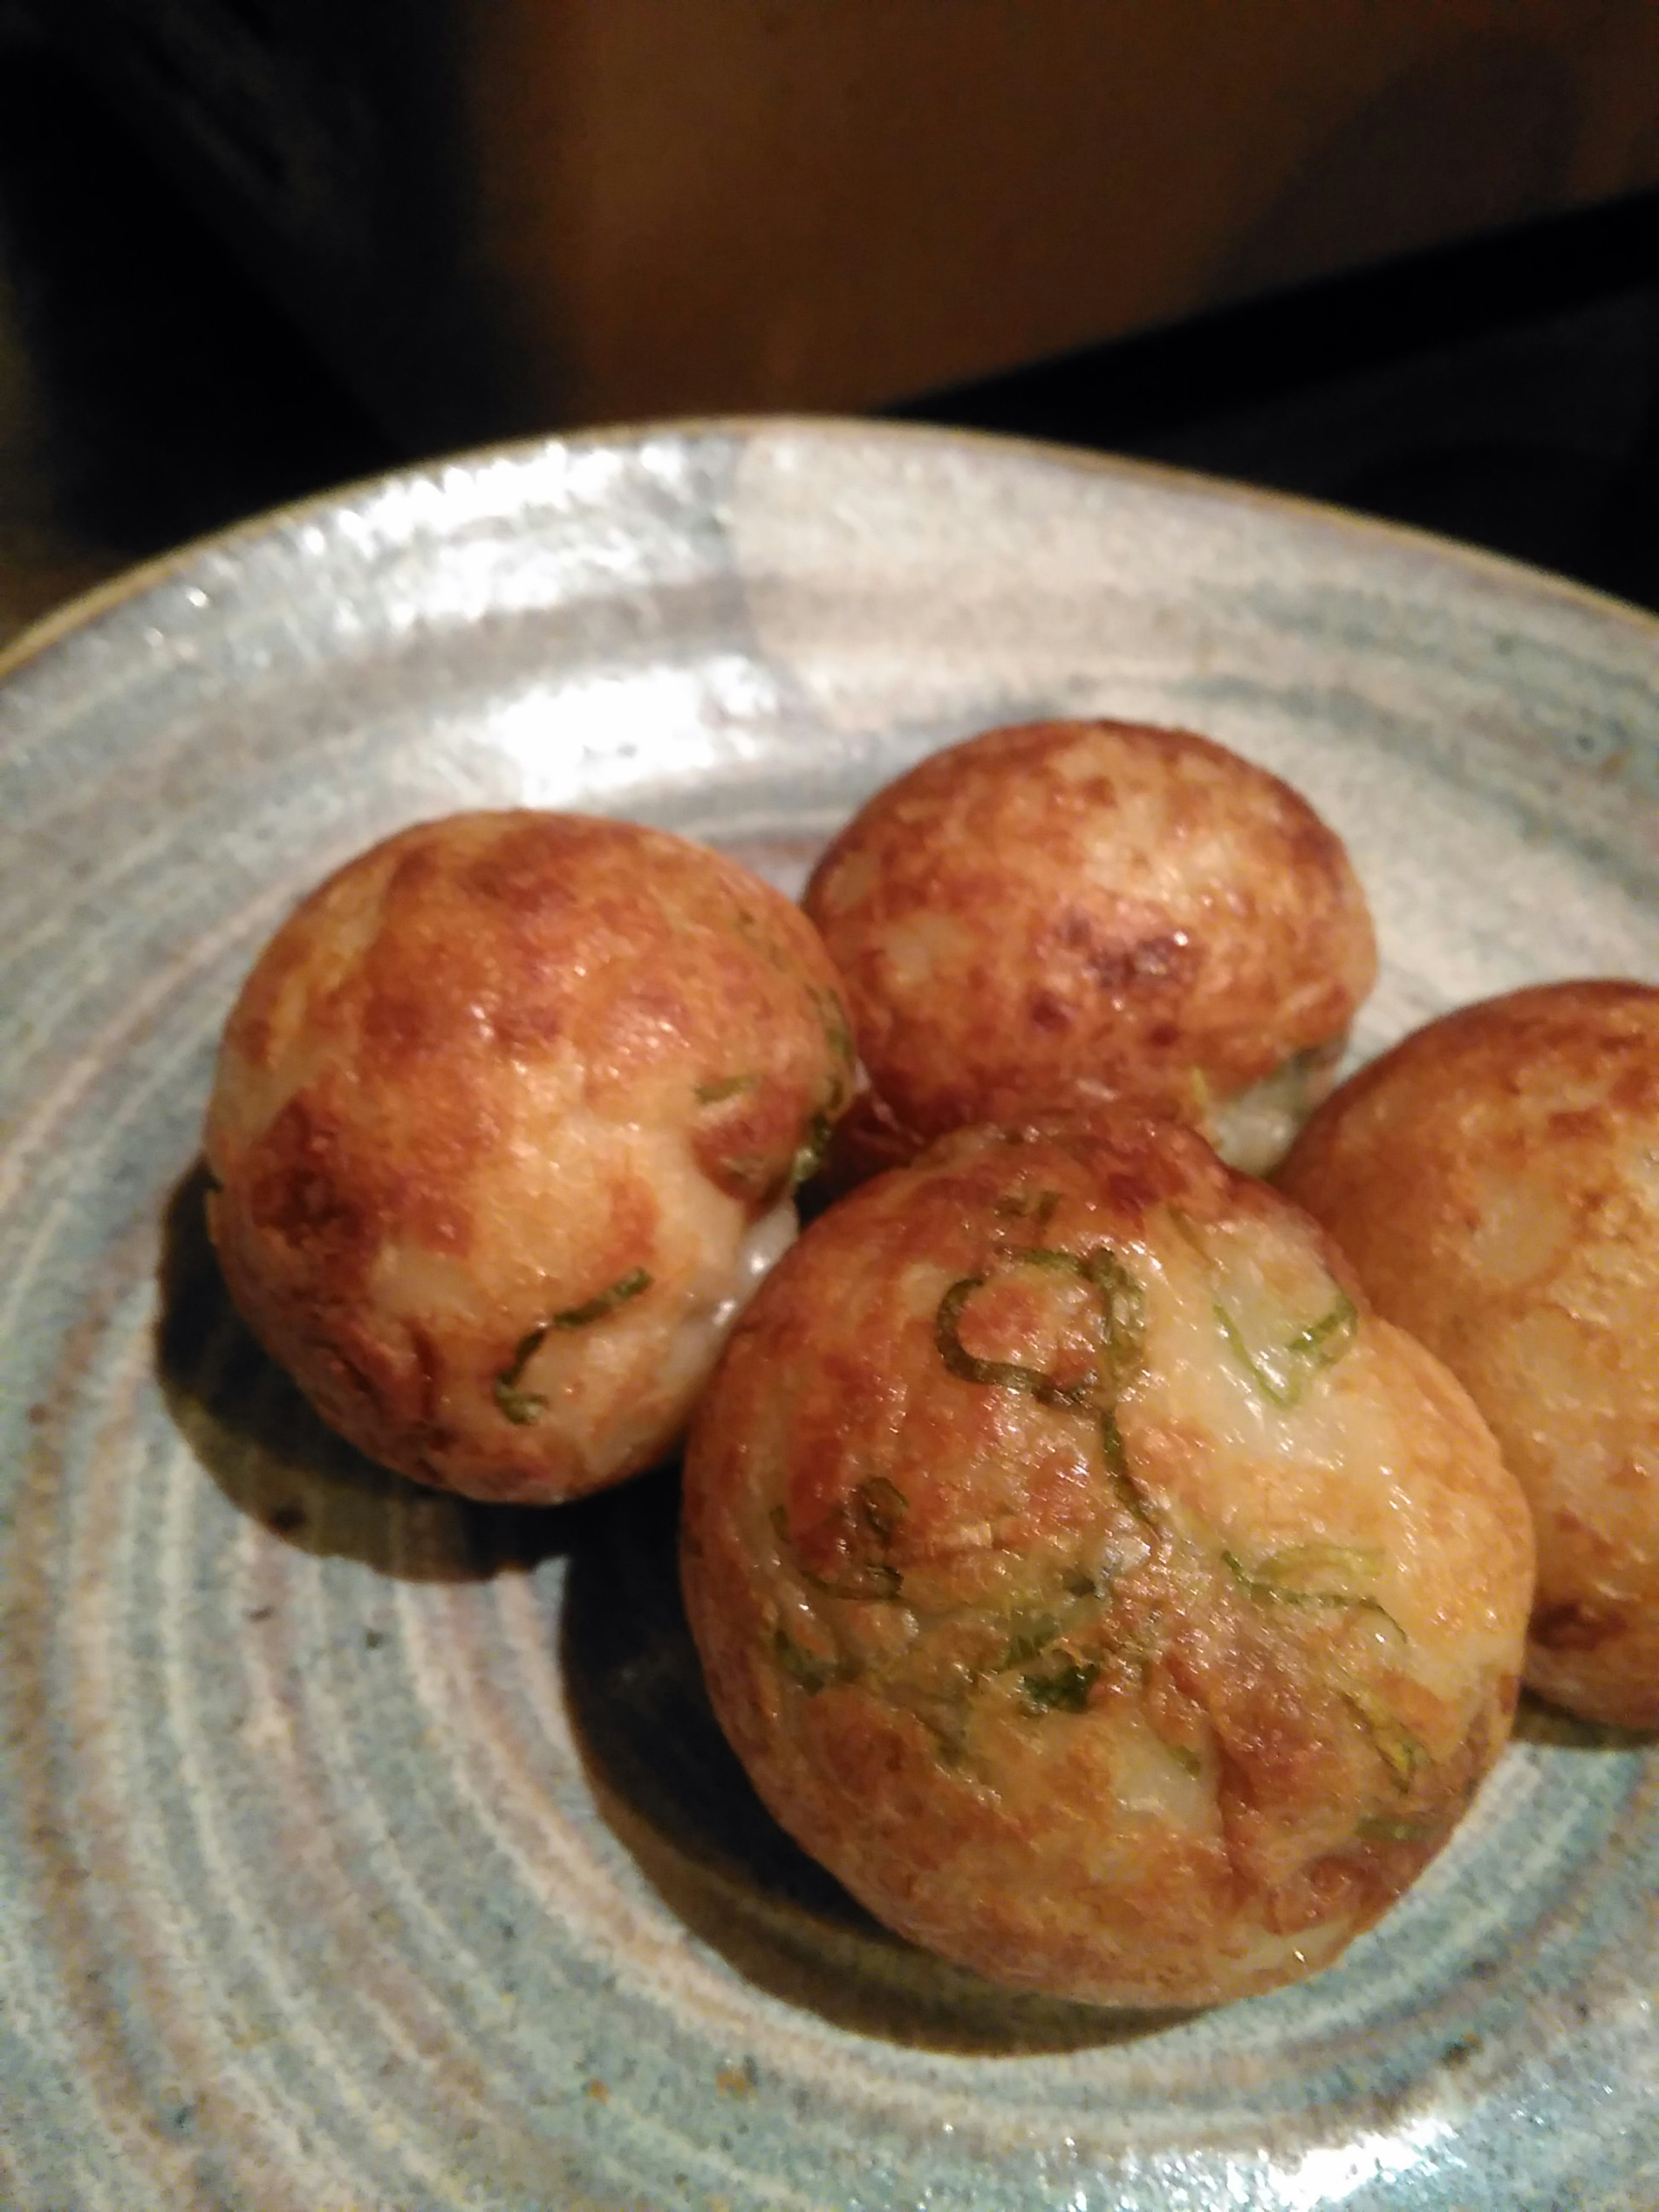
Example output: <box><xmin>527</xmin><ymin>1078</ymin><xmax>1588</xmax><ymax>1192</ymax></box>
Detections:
<box><xmin>4</xmin><ymin>411</ymin><xmax>1659</xmax><ymax>708</ymax></box>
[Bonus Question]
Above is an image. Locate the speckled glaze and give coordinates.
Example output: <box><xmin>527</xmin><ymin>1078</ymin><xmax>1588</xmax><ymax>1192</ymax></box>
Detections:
<box><xmin>2</xmin><ymin>420</ymin><xmax>1657</xmax><ymax>2212</ymax></box>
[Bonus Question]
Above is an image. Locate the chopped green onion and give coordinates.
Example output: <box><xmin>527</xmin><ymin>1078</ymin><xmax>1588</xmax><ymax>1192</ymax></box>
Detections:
<box><xmin>773</xmin><ymin>1485</ymin><xmax>906</xmax><ymax>1600</ymax></box>
<box><xmin>492</xmin><ymin>1267</ymin><xmax>653</xmax><ymax>1424</ymax></box>
<box><xmin>1212</xmin><ymin>1289</ymin><xmax>1358</xmax><ymax>1408</ymax></box>
<box><xmin>694</xmin><ymin>1074</ymin><xmax>756</xmax><ymax>1103</ymax></box>
<box><xmin>854</xmin><ymin>1476</ymin><xmax>907</xmax><ymax>1543</ymax></box>
<box><xmin>1171</xmin><ymin>1210</ymin><xmax>1358</xmax><ymax>1408</ymax></box>
<box><xmin>934</xmin><ymin>1243</ymin><xmax>1144</xmax><ymax>1408</ymax></box>
<box><xmin>552</xmin><ymin>1266</ymin><xmax>653</xmax><ymax>1331</ymax></box>
<box><xmin>1000</xmin><ymin>1613</ymin><xmax>1062</xmax><ymax>1669</ymax></box>
<box><xmin>789</xmin><ymin>1111</ymin><xmax>834</xmax><ymax>1190</ymax></box>
<box><xmin>814</xmin><ymin>985</ymin><xmax>856</xmax><ymax>1071</ymax></box>
<box><xmin>1342</xmin><ymin>1689</ymin><xmax>1427</xmax><ymax>1789</ymax></box>
<box><xmin>934</xmin><ymin>1274</ymin><xmax>1093</xmax><ymax>1406</ymax></box>
<box><xmin>1099</xmin><ymin>1409</ymin><xmax>1156</xmax><ymax>1526</ymax></box>
<box><xmin>1221</xmin><ymin>1547</ymin><xmax>1404</xmax><ymax>1638</ymax></box>
<box><xmin>1259</xmin><ymin>1541</ymin><xmax>1383</xmax><ymax>1584</ymax></box>
<box><xmin>493</xmin><ymin>1381</ymin><xmax>547</xmax><ymax>1426</ymax></box>
<box><xmin>1020</xmin><ymin>1656</ymin><xmax>1099</xmax><ymax>1713</ymax></box>
<box><xmin>773</xmin><ymin>1629</ymin><xmax>849</xmax><ymax>1694</ymax></box>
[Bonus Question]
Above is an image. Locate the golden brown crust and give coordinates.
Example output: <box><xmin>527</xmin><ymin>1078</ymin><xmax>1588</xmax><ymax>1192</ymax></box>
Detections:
<box><xmin>205</xmin><ymin>810</ymin><xmax>854</xmax><ymax>1502</ymax></box>
<box><xmin>683</xmin><ymin>1119</ymin><xmax>1531</xmax><ymax>2006</ymax></box>
<box><xmin>1280</xmin><ymin>979</ymin><xmax>1659</xmax><ymax>1731</ymax></box>
<box><xmin>803</xmin><ymin>720</ymin><xmax>1376</xmax><ymax>1152</ymax></box>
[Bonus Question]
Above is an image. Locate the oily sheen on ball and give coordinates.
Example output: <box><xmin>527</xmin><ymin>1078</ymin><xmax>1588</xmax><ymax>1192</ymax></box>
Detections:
<box><xmin>682</xmin><ymin>1119</ymin><xmax>1531</xmax><ymax>2008</ymax></box>
<box><xmin>204</xmin><ymin>810</ymin><xmax>855</xmax><ymax>1503</ymax></box>
<box><xmin>804</xmin><ymin>718</ymin><xmax>1376</xmax><ymax>1176</ymax></box>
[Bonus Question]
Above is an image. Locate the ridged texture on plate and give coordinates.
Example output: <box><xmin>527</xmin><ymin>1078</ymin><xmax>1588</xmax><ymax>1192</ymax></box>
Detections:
<box><xmin>2</xmin><ymin>421</ymin><xmax>1658</xmax><ymax>2210</ymax></box>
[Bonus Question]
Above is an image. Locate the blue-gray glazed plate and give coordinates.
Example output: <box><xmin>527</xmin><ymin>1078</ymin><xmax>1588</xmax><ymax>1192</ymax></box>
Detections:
<box><xmin>2</xmin><ymin>419</ymin><xmax>1656</xmax><ymax>2212</ymax></box>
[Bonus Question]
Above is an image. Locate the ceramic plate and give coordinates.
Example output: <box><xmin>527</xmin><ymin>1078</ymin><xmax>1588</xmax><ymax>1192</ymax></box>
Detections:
<box><xmin>3</xmin><ymin>420</ymin><xmax>1657</xmax><ymax>2212</ymax></box>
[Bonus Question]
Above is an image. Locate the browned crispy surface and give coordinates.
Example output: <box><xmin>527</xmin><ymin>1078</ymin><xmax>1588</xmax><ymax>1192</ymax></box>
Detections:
<box><xmin>803</xmin><ymin>720</ymin><xmax>1376</xmax><ymax>1153</ymax></box>
<box><xmin>205</xmin><ymin>810</ymin><xmax>853</xmax><ymax>1502</ymax></box>
<box><xmin>1281</xmin><ymin>979</ymin><xmax>1659</xmax><ymax>1731</ymax></box>
<box><xmin>683</xmin><ymin>1120</ymin><xmax>1530</xmax><ymax>2007</ymax></box>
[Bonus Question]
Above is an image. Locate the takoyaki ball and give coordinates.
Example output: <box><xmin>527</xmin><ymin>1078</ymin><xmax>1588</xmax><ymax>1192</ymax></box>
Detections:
<box><xmin>803</xmin><ymin>720</ymin><xmax>1377</xmax><ymax>1177</ymax></box>
<box><xmin>205</xmin><ymin>811</ymin><xmax>855</xmax><ymax>1505</ymax></box>
<box><xmin>1280</xmin><ymin>980</ymin><xmax>1659</xmax><ymax>1731</ymax></box>
<box><xmin>682</xmin><ymin>1119</ymin><xmax>1531</xmax><ymax>2009</ymax></box>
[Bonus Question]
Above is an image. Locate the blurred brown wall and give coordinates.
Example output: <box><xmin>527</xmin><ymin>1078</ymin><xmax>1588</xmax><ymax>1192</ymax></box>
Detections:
<box><xmin>45</xmin><ymin>0</ymin><xmax>1659</xmax><ymax>445</ymax></box>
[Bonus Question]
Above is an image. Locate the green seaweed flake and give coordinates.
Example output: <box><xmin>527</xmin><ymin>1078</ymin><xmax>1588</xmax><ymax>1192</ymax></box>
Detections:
<box><xmin>1170</xmin><ymin>1209</ymin><xmax>1358</xmax><ymax>1408</ymax></box>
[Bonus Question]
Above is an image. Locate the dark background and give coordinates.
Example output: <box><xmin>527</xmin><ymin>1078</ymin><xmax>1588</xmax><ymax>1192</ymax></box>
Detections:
<box><xmin>0</xmin><ymin>22</ymin><xmax>1656</xmax><ymax>648</ymax></box>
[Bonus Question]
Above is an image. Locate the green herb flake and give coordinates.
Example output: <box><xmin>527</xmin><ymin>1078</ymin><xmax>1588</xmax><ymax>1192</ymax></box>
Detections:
<box><xmin>789</xmin><ymin>1111</ymin><xmax>834</xmax><ymax>1190</ymax></box>
<box><xmin>1171</xmin><ymin>1211</ymin><xmax>1358</xmax><ymax>1408</ymax></box>
<box><xmin>803</xmin><ymin>1559</ymin><xmax>903</xmax><ymax>1602</ymax></box>
<box><xmin>1166</xmin><ymin>1742</ymin><xmax>1203</xmax><ymax>1778</ymax></box>
<box><xmin>494</xmin><ymin>1319</ymin><xmax>554</xmax><ymax>1422</ymax></box>
<box><xmin>1285</xmin><ymin>1293</ymin><xmax>1360</xmax><ymax>1366</ymax></box>
<box><xmin>1213</xmin><ymin>1290</ymin><xmax>1359</xmax><ymax>1408</ymax></box>
<box><xmin>493</xmin><ymin>1380</ymin><xmax>547</xmax><ymax>1426</ymax></box>
<box><xmin>695</xmin><ymin>1074</ymin><xmax>756</xmax><ymax>1104</ymax></box>
<box><xmin>1356</xmin><ymin>1815</ymin><xmax>1435</xmax><ymax>1844</ymax></box>
<box><xmin>773</xmin><ymin>1629</ymin><xmax>847</xmax><ymax>1695</ymax></box>
<box><xmin>1342</xmin><ymin>1690</ymin><xmax>1428</xmax><ymax>1790</ymax></box>
<box><xmin>934</xmin><ymin>1274</ymin><xmax>1091</xmax><ymax>1406</ymax></box>
<box><xmin>934</xmin><ymin>1243</ymin><xmax>1144</xmax><ymax>1410</ymax></box>
<box><xmin>1259</xmin><ymin>1541</ymin><xmax>1383</xmax><ymax>1585</ymax></box>
<box><xmin>814</xmin><ymin>985</ymin><xmax>856</xmax><ymax>1071</ymax></box>
<box><xmin>1099</xmin><ymin>1410</ymin><xmax>1156</xmax><ymax>1526</ymax></box>
<box><xmin>1020</xmin><ymin>1656</ymin><xmax>1099</xmax><ymax>1714</ymax></box>
<box><xmin>1001</xmin><ymin>1614</ymin><xmax>1062</xmax><ymax>1669</ymax></box>
<box><xmin>1221</xmin><ymin>1547</ymin><xmax>1404</xmax><ymax>1638</ymax></box>
<box><xmin>854</xmin><ymin>1476</ymin><xmax>907</xmax><ymax>1544</ymax></box>
<box><xmin>494</xmin><ymin>1268</ymin><xmax>653</xmax><ymax>1420</ymax></box>
<box><xmin>779</xmin><ymin>1482</ymin><xmax>907</xmax><ymax>1602</ymax></box>
<box><xmin>553</xmin><ymin>1267</ymin><xmax>653</xmax><ymax>1331</ymax></box>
